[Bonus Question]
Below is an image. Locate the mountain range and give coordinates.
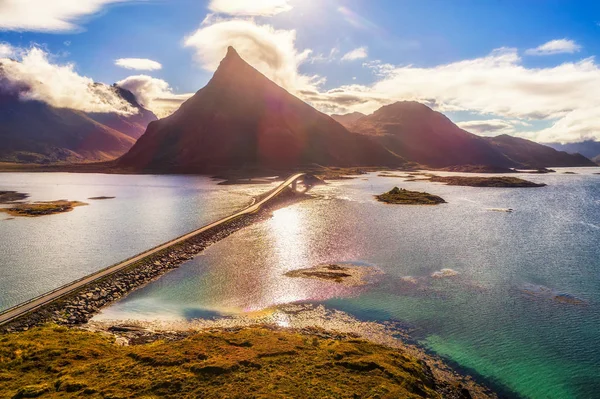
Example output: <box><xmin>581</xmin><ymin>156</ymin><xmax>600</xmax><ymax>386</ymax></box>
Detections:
<box><xmin>545</xmin><ymin>141</ymin><xmax>600</xmax><ymax>165</ymax></box>
<box><xmin>332</xmin><ymin>103</ymin><xmax>595</xmax><ymax>169</ymax></box>
<box><xmin>0</xmin><ymin>71</ymin><xmax>156</xmax><ymax>163</ymax></box>
<box><xmin>0</xmin><ymin>47</ymin><xmax>595</xmax><ymax>171</ymax></box>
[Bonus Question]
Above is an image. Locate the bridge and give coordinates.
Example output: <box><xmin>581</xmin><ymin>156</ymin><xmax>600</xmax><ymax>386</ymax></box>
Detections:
<box><xmin>0</xmin><ymin>173</ymin><xmax>307</xmax><ymax>327</ymax></box>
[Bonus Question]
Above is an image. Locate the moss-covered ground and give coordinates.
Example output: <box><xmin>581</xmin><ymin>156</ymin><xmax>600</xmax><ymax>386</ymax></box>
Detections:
<box><xmin>0</xmin><ymin>325</ymin><xmax>443</xmax><ymax>399</ymax></box>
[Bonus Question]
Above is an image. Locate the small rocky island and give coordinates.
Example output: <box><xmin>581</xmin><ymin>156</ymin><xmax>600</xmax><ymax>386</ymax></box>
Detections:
<box><xmin>376</xmin><ymin>187</ymin><xmax>446</xmax><ymax>205</ymax></box>
<box><xmin>285</xmin><ymin>264</ymin><xmax>377</xmax><ymax>286</ymax></box>
<box><xmin>88</xmin><ymin>196</ymin><xmax>116</xmax><ymax>200</ymax></box>
<box><xmin>427</xmin><ymin>175</ymin><xmax>545</xmax><ymax>187</ymax></box>
<box><xmin>0</xmin><ymin>200</ymin><xmax>87</xmax><ymax>217</ymax></box>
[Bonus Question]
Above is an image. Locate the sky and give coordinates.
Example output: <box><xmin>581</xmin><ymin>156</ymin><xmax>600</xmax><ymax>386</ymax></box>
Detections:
<box><xmin>1</xmin><ymin>0</ymin><xmax>600</xmax><ymax>143</ymax></box>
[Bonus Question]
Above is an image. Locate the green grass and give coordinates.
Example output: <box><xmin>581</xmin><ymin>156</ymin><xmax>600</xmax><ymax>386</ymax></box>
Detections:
<box><xmin>0</xmin><ymin>325</ymin><xmax>441</xmax><ymax>398</ymax></box>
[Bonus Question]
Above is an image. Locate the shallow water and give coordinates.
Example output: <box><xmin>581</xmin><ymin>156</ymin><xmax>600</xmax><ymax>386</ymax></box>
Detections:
<box><xmin>94</xmin><ymin>168</ymin><xmax>600</xmax><ymax>399</ymax></box>
<box><xmin>0</xmin><ymin>173</ymin><xmax>276</xmax><ymax>310</ymax></box>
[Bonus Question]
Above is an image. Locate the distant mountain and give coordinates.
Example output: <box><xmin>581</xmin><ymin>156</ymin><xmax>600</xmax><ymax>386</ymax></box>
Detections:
<box><xmin>0</xmin><ymin>80</ymin><xmax>157</xmax><ymax>163</ymax></box>
<box><xmin>485</xmin><ymin>135</ymin><xmax>597</xmax><ymax>168</ymax></box>
<box><xmin>545</xmin><ymin>141</ymin><xmax>600</xmax><ymax>163</ymax></box>
<box><xmin>330</xmin><ymin>112</ymin><xmax>365</xmax><ymax>128</ymax></box>
<box><xmin>117</xmin><ymin>47</ymin><xmax>403</xmax><ymax>173</ymax></box>
<box><xmin>348</xmin><ymin>101</ymin><xmax>514</xmax><ymax>168</ymax></box>
<box><xmin>345</xmin><ymin>102</ymin><xmax>594</xmax><ymax>168</ymax></box>
<box><xmin>594</xmin><ymin>155</ymin><xmax>600</xmax><ymax>164</ymax></box>
<box><xmin>86</xmin><ymin>86</ymin><xmax>157</xmax><ymax>140</ymax></box>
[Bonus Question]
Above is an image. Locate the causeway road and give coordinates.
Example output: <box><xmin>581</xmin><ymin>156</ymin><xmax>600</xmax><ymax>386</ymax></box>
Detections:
<box><xmin>0</xmin><ymin>173</ymin><xmax>305</xmax><ymax>326</ymax></box>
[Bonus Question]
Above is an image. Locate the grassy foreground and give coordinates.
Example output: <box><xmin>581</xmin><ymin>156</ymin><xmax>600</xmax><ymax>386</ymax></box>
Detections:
<box><xmin>0</xmin><ymin>325</ymin><xmax>449</xmax><ymax>399</ymax></box>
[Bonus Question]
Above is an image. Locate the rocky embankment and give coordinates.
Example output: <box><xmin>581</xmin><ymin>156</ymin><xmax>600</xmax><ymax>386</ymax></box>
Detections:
<box><xmin>1</xmin><ymin>189</ymin><xmax>308</xmax><ymax>333</ymax></box>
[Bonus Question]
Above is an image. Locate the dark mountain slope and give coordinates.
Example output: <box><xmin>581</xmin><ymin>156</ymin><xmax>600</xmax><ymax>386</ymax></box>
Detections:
<box><xmin>348</xmin><ymin>101</ymin><xmax>514</xmax><ymax>168</ymax></box>
<box><xmin>117</xmin><ymin>47</ymin><xmax>403</xmax><ymax>173</ymax></box>
<box><xmin>331</xmin><ymin>112</ymin><xmax>366</xmax><ymax>128</ymax></box>
<box><xmin>545</xmin><ymin>140</ymin><xmax>600</xmax><ymax>162</ymax></box>
<box><xmin>0</xmin><ymin>77</ymin><xmax>157</xmax><ymax>163</ymax></box>
<box><xmin>485</xmin><ymin>135</ymin><xmax>596</xmax><ymax>168</ymax></box>
<box><xmin>346</xmin><ymin>102</ymin><xmax>594</xmax><ymax>168</ymax></box>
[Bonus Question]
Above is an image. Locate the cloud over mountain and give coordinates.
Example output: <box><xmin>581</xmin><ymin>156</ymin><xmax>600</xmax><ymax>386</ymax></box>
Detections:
<box><xmin>184</xmin><ymin>19</ymin><xmax>318</xmax><ymax>94</ymax></box>
<box><xmin>0</xmin><ymin>46</ymin><xmax>136</xmax><ymax>115</ymax></box>
<box><xmin>115</xmin><ymin>75</ymin><xmax>192</xmax><ymax>118</ymax></box>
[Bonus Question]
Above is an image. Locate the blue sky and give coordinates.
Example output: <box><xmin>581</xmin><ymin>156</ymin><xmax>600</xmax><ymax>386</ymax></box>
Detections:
<box><xmin>1</xmin><ymin>0</ymin><xmax>600</xmax><ymax>143</ymax></box>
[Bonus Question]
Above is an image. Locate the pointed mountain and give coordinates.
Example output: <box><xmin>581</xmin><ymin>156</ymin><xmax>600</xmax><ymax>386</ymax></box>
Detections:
<box><xmin>349</xmin><ymin>101</ymin><xmax>513</xmax><ymax>168</ymax></box>
<box><xmin>117</xmin><ymin>47</ymin><xmax>403</xmax><ymax>173</ymax></box>
<box><xmin>485</xmin><ymin>135</ymin><xmax>597</xmax><ymax>168</ymax></box>
<box><xmin>330</xmin><ymin>112</ymin><xmax>366</xmax><ymax>129</ymax></box>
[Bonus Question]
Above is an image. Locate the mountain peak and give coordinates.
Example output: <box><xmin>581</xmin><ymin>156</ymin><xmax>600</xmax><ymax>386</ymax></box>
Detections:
<box><xmin>211</xmin><ymin>46</ymin><xmax>254</xmax><ymax>82</ymax></box>
<box><xmin>226</xmin><ymin>46</ymin><xmax>239</xmax><ymax>56</ymax></box>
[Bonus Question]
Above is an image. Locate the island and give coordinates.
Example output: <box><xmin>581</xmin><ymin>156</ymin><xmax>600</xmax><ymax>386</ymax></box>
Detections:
<box><xmin>88</xmin><ymin>196</ymin><xmax>116</xmax><ymax>200</ymax></box>
<box><xmin>0</xmin><ymin>200</ymin><xmax>87</xmax><ymax>217</ymax></box>
<box><xmin>376</xmin><ymin>187</ymin><xmax>446</xmax><ymax>205</ymax></box>
<box><xmin>284</xmin><ymin>263</ymin><xmax>376</xmax><ymax>286</ymax></box>
<box><xmin>439</xmin><ymin>165</ymin><xmax>515</xmax><ymax>173</ymax></box>
<box><xmin>427</xmin><ymin>175</ymin><xmax>545</xmax><ymax>187</ymax></box>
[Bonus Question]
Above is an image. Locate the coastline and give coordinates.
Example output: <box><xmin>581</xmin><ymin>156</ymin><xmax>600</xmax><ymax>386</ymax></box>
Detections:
<box><xmin>0</xmin><ymin>183</ymin><xmax>501</xmax><ymax>398</ymax></box>
<box><xmin>0</xmin><ymin>188</ymin><xmax>310</xmax><ymax>332</ymax></box>
<box><xmin>0</xmin><ymin>322</ymin><xmax>496</xmax><ymax>399</ymax></box>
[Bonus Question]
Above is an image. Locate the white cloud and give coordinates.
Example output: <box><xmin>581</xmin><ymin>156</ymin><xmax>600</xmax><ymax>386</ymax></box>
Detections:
<box><xmin>457</xmin><ymin>119</ymin><xmax>522</xmax><ymax>136</ymax></box>
<box><xmin>115</xmin><ymin>58</ymin><xmax>162</xmax><ymax>71</ymax></box>
<box><xmin>180</xmin><ymin>20</ymin><xmax>600</xmax><ymax>142</ymax></box>
<box><xmin>341</xmin><ymin>47</ymin><xmax>368</xmax><ymax>61</ymax></box>
<box><xmin>308</xmin><ymin>47</ymin><xmax>339</xmax><ymax>64</ymax></box>
<box><xmin>0</xmin><ymin>42</ymin><xmax>14</xmax><ymax>58</ymax></box>
<box><xmin>208</xmin><ymin>0</ymin><xmax>292</xmax><ymax>16</ymax></box>
<box><xmin>184</xmin><ymin>19</ymin><xmax>318</xmax><ymax>93</ymax></box>
<box><xmin>116</xmin><ymin>75</ymin><xmax>192</xmax><ymax>118</ymax></box>
<box><xmin>525</xmin><ymin>39</ymin><xmax>581</xmax><ymax>56</ymax></box>
<box><xmin>0</xmin><ymin>0</ymin><xmax>128</xmax><ymax>32</ymax></box>
<box><xmin>298</xmin><ymin>47</ymin><xmax>600</xmax><ymax>143</ymax></box>
<box><xmin>0</xmin><ymin>46</ymin><xmax>137</xmax><ymax>114</ymax></box>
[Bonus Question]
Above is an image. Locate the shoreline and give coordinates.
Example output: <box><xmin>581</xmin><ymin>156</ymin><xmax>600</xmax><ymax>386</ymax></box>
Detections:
<box><xmin>0</xmin><ymin>185</ymin><xmax>506</xmax><ymax>398</ymax></box>
<box><xmin>0</xmin><ymin>189</ymin><xmax>310</xmax><ymax>333</ymax></box>
<box><xmin>0</xmin><ymin>322</ymin><xmax>497</xmax><ymax>399</ymax></box>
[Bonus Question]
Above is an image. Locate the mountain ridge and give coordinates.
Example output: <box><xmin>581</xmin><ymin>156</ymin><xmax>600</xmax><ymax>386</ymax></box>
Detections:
<box><xmin>0</xmin><ymin>71</ymin><xmax>157</xmax><ymax>163</ymax></box>
<box><xmin>341</xmin><ymin>102</ymin><xmax>594</xmax><ymax>168</ymax></box>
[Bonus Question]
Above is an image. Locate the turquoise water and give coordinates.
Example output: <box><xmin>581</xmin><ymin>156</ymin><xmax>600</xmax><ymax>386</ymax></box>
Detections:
<box><xmin>31</xmin><ymin>169</ymin><xmax>600</xmax><ymax>398</ymax></box>
<box><xmin>0</xmin><ymin>173</ymin><xmax>275</xmax><ymax>310</ymax></box>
